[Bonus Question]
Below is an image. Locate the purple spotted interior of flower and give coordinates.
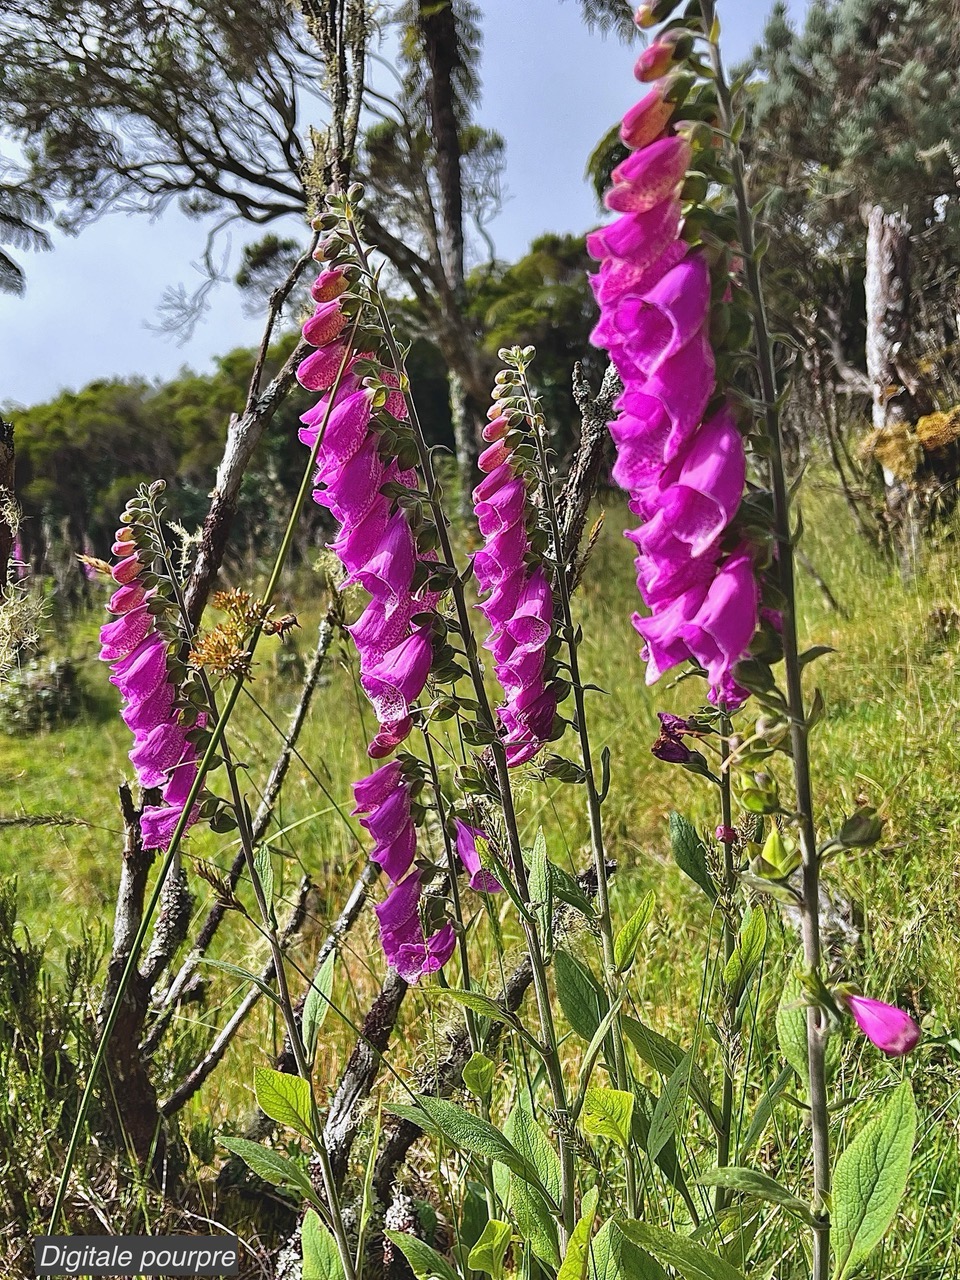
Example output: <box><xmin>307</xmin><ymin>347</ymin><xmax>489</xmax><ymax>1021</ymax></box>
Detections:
<box><xmin>587</xmin><ymin>71</ymin><xmax>760</xmax><ymax>709</ymax></box>
<box><xmin>98</xmin><ymin>525</ymin><xmax>200</xmax><ymax>850</ymax></box>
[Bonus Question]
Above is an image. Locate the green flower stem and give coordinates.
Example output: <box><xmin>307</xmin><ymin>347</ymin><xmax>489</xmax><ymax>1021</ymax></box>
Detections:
<box><xmin>346</xmin><ymin>213</ymin><xmax>576</xmax><ymax>1243</ymax></box>
<box><xmin>519</xmin><ymin>367</ymin><xmax>640</xmax><ymax>1219</ymax></box>
<box><xmin>699</xmin><ymin>7</ymin><xmax>831</xmax><ymax>1274</ymax></box>
<box><xmin>422</xmin><ymin>731</ymin><xmax>499</xmax><ymax>1222</ymax></box>
<box><xmin>715</xmin><ymin>717</ymin><xmax>735</xmax><ymax>1214</ymax></box>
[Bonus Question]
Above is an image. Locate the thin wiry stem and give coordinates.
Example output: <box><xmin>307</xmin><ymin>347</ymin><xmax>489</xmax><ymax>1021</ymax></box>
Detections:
<box><xmin>519</xmin><ymin>363</ymin><xmax>640</xmax><ymax>1218</ymax></box>
<box><xmin>346</xmin><ymin>211</ymin><xmax>576</xmax><ymax>1243</ymax></box>
<box><xmin>700</xmin><ymin>7</ymin><xmax>831</xmax><ymax>1274</ymax></box>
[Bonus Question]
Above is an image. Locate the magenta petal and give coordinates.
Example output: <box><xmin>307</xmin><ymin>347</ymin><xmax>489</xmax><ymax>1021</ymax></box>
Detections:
<box><xmin>128</xmin><ymin>722</ymin><xmax>188</xmax><ymax>789</ymax></box>
<box><xmin>678</xmin><ymin>548</ymin><xmax>759</xmax><ymax>688</ymax></box>
<box><xmin>140</xmin><ymin>802</ymin><xmax>198</xmax><ymax>851</ymax></box>
<box><xmin>120</xmin><ymin>679</ymin><xmax>175</xmax><ymax>734</ymax></box>
<box><xmin>99</xmin><ymin>604</ymin><xmax>154</xmax><ymax>662</ymax></box>
<box><xmin>454</xmin><ymin>820</ymin><xmax>502</xmax><ymax>892</ymax></box>
<box><xmin>348</xmin><ymin>595</ymin><xmax>415</xmax><ymax>670</ymax></box>
<box><xmin>351</xmin><ymin>511</ymin><xmax>416</xmax><ymax>601</ymax></box>
<box><xmin>605</xmin><ymin>137</ymin><xmax>692</xmax><ymax>214</ymax></box>
<box><xmin>370</xmin><ymin>822</ymin><xmax>417</xmax><ymax>884</ymax></box>
<box><xmin>847</xmin><ymin>994</ymin><xmax>921</xmax><ymax>1056</ymax></box>
<box><xmin>586</xmin><ymin>198</ymin><xmax>682</xmax><ymax>272</ymax></box>
<box><xmin>616</xmin><ymin>252</ymin><xmax>711</xmax><ymax>375</ymax></box>
<box><xmin>302</xmin><ymin>299</ymin><xmax>347</xmax><ymax>348</ymax></box>
<box><xmin>109</xmin><ymin>634</ymin><xmax>170</xmax><ymax>700</ymax></box>
<box><xmin>352</xmin><ymin>760</ymin><xmax>404</xmax><ymax>814</ymax></box>
<box><xmin>360</xmin><ymin>627</ymin><xmax>433</xmax><ymax>724</ymax></box>
<box><xmin>297</xmin><ymin>340</ymin><xmax>349</xmax><ymax>391</ymax></box>
<box><xmin>368</xmin><ymin>716</ymin><xmax>414</xmax><ymax>757</ymax></box>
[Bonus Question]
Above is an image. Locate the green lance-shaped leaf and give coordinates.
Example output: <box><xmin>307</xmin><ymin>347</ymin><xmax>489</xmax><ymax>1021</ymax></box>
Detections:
<box><xmin>647</xmin><ymin>1052</ymin><xmax>694</xmax><ymax>1160</ymax></box>
<box><xmin>620</xmin><ymin>1221</ymin><xmax>748</xmax><ymax>1280</ymax></box>
<box><xmin>557</xmin><ymin>1186</ymin><xmax>599</xmax><ymax>1280</ymax></box>
<box><xmin>384</xmin><ymin>1230</ymin><xmax>459</xmax><ymax>1280</ymax></box>
<box><xmin>462</xmin><ymin>1051</ymin><xmax>495</xmax><ymax>1101</ymax></box>
<box><xmin>590</xmin><ymin>1219</ymin><xmax>667</xmax><ymax>1280</ymax></box>
<box><xmin>832</xmin><ymin>1080</ymin><xmax>917</xmax><ymax>1280</ymax></box>
<box><xmin>549</xmin><ymin>860</ymin><xmax>596</xmax><ymax>919</ymax></box>
<box><xmin>254</xmin><ymin>1065</ymin><xmax>315</xmax><ymax>1140</ymax></box>
<box><xmin>253</xmin><ymin>844</ymin><xmax>275</xmax><ymax>925</ymax></box>
<box><xmin>622</xmin><ymin>1015</ymin><xmax>721</xmax><ymax>1132</ymax></box>
<box><xmin>614</xmin><ymin>890</ymin><xmax>656</xmax><ymax>972</ymax></box>
<box><xmin>468</xmin><ymin>1219</ymin><xmax>513</xmax><ymax>1280</ymax></box>
<box><xmin>302</xmin><ymin>950</ymin><xmax>335</xmax><ymax>1062</ymax></box>
<box><xmin>669</xmin><ymin>812</ymin><xmax>718</xmax><ymax>902</ymax></box>
<box><xmin>301</xmin><ymin>1209</ymin><xmax>345</xmax><ymax>1280</ymax></box>
<box><xmin>555</xmin><ymin>948</ymin><xmax>607</xmax><ymax>1042</ymax></box>
<box><xmin>218</xmin><ymin>1135</ymin><xmax>314</xmax><ymax>1199</ymax></box>
<box><xmin>580</xmin><ymin>1085</ymin><xmax>635</xmax><ymax>1149</ymax></box>
<box><xmin>694</xmin><ymin>1166</ymin><xmax>815</xmax><ymax>1224</ymax></box>
<box><xmin>506</xmin><ymin>1097</ymin><xmax>562</xmax><ymax>1202</ymax></box>
<box><xmin>406</xmin><ymin>1095</ymin><xmax>556</xmax><ymax>1205</ymax></box>
<box><xmin>739</xmin><ymin>1065</ymin><xmax>793</xmax><ymax>1159</ymax></box>
<box><xmin>529</xmin><ymin>827</ymin><xmax>553</xmax><ymax>955</ymax></box>
<box><xmin>504</xmin><ymin>1096</ymin><xmax>562</xmax><ymax>1267</ymax></box>
<box><xmin>723</xmin><ymin>906</ymin><xmax>767</xmax><ymax>998</ymax></box>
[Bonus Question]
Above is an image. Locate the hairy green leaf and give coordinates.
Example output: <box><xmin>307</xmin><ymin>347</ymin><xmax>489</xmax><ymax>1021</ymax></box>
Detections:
<box><xmin>614</xmin><ymin>891</ymin><xmax>656</xmax><ymax>972</ymax></box>
<box><xmin>384</xmin><ymin>1230</ymin><xmax>459</xmax><ymax>1280</ymax></box>
<box><xmin>694</xmin><ymin>1166</ymin><xmax>814</xmax><ymax>1223</ymax></box>
<box><xmin>301</xmin><ymin>1210</ymin><xmax>345</xmax><ymax>1280</ymax></box>
<box><xmin>620</xmin><ymin>1221</ymin><xmax>748</xmax><ymax>1280</ymax></box>
<box><xmin>832</xmin><ymin>1081</ymin><xmax>917</xmax><ymax>1280</ymax></box>
<box><xmin>580</xmin><ymin>1085</ymin><xmax>634</xmax><ymax>1149</ymax></box>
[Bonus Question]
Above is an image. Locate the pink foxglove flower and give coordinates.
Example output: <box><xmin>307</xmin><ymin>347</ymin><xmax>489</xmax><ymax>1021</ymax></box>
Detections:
<box><xmin>375</xmin><ymin>872</ymin><xmax>457</xmax><ymax>985</ymax></box>
<box><xmin>453</xmin><ymin>820</ymin><xmax>502</xmax><ymax>893</ymax></box>
<box><xmin>846</xmin><ymin>994</ymin><xmax>921</xmax><ymax>1057</ymax></box>
<box><xmin>588</xmin><ymin>51</ymin><xmax>760</xmax><ymax>709</ymax></box>
<box><xmin>296</xmin><ymin>264</ymin><xmax>437</xmax><ymax>758</ymax></box>
<box><xmin>98</xmin><ymin>519</ymin><xmax>200</xmax><ymax>850</ymax></box>
<box><xmin>472</xmin><ymin>411</ymin><xmax>560</xmax><ymax>767</ymax></box>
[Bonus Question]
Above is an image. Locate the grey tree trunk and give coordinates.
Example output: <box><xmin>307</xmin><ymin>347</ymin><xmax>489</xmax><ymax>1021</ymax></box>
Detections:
<box><xmin>864</xmin><ymin>204</ymin><xmax>922</xmax><ymax>576</ymax></box>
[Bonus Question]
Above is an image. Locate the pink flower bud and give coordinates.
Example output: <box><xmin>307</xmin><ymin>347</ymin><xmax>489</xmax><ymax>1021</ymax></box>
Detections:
<box><xmin>846</xmin><ymin>994</ymin><xmax>921</xmax><ymax>1057</ymax></box>
<box><xmin>620</xmin><ymin>88</ymin><xmax>674</xmax><ymax>150</ymax></box>
<box><xmin>310</xmin><ymin>267</ymin><xmax>348</xmax><ymax>303</ymax></box>
<box><xmin>483</xmin><ymin>415</ymin><xmax>510</xmax><ymax>442</ymax></box>
<box><xmin>635</xmin><ymin>33</ymin><xmax>682</xmax><ymax>83</ymax></box>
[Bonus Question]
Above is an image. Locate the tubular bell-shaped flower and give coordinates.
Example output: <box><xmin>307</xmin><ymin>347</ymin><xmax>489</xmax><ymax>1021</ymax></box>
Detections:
<box><xmin>296</xmin><ymin>253</ymin><xmax>438</xmax><ymax>758</ymax></box>
<box><xmin>845</xmin><ymin>993</ymin><xmax>921</xmax><ymax>1057</ymax></box>
<box><xmin>472</xmin><ymin>409</ymin><xmax>561</xmax><ymax>766</ymax></box>
<box><xmin>587</xmin><ymin>59</ymin><xmax>762</xmax><ymax>708</ymax></box>
<box><xmin>98</xmin><ymin>517</ymin><xmax>200</xmax><ymax>851</ymax></box>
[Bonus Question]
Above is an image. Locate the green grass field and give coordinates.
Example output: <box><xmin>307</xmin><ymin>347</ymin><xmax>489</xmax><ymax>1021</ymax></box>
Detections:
<box><xmin>2</xmin><ymin>481</ymin><xmax>959</xmax><ymax>1274</ymax></box>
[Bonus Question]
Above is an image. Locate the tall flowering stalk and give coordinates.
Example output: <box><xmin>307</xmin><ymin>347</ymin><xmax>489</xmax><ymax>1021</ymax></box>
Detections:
<box><xmin>98</xmin><ymin>492</ymin><xmax>202</xmax><ymax>850</ymax></box>
<box><xmin>473</xmin><ymin>391</ymin><xmax>561</xmax><ymax>766</ymax></box>
<box><xmin>587</xmin><ymin>57</ymin><xmax>762</xmax><ymax>709</ymax></box>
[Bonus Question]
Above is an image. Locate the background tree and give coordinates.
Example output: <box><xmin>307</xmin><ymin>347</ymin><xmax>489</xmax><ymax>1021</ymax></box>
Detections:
<box><xmin>467</xmin><ymin>233</ymin><xmax>604</xmax><ymax>456</ymax></box>
<box><xmin>0</xmin><ymin>168</ymin><xmax>49</xmax><ymax>296</ymax></box>
<box><xmin>748</xmin><ymin>0</ymin><xmax>960</xmax><ymax>424</ymax></box>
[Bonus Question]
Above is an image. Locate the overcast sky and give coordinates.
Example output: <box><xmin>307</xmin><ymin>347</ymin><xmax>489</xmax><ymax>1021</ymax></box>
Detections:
<box><xmin>0</xmin><ymin>0</ymin><xmax>808</xmax><ymax>409</ymax></box>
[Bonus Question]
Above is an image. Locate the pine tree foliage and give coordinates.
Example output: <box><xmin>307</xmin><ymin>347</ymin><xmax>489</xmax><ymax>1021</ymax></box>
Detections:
<box><xmin>0</xmin><ymin>172</ymin><xmax>50</xmax><ymax>295</ymax></box>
